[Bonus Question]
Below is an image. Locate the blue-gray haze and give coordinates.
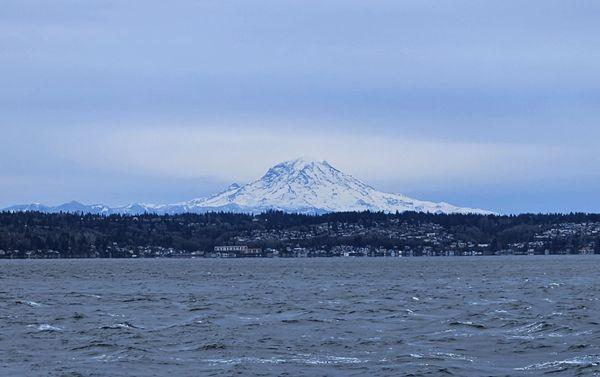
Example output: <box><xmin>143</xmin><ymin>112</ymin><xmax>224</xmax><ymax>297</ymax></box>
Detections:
<box><xmin>1</xmin><ymin>1</ymin><xmax>600</xmax><ymax>213</ymax></box>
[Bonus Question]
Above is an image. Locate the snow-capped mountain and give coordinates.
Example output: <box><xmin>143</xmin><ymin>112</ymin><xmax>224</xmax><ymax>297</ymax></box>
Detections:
<box><xmin>3</xmin><ymin>157</ymin><xmax>493</xmax><ymax>215</ymax></box>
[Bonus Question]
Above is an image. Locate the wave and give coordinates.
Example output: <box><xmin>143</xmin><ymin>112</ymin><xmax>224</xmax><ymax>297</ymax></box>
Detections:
<box><xmin>35</xmin><ymin>324</ymin><xmax>62</xmax><ymax>331</ymax></box>
<box><xmin>101</xmin><ymin>322</ymin><xmax>140</xmax><ymax>330</ymax></box>
<box><xmin>202</xmin><ymin>354</ymin><xmax>368</xmax><ymax>366</ymax></box>
<box><xmin>16</xmin><ymin>300</ymin><xmax>42</xmax><ymax>307</ymax></box>
<box><xmin>516</xmin><ymin>355</ymin><xmax>600</xmax><ymax>371</ymax></box>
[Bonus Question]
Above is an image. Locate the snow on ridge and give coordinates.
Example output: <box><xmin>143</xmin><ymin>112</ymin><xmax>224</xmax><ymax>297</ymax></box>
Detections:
<box><xmin>190</xmin><ymin>157</ymin><xmax>492</xmax><ymax>215</ymax></box>
<box><xmin>2</xmin><ymin>157</ymin><xmax>494</xmax><ymax>215</ymax></box>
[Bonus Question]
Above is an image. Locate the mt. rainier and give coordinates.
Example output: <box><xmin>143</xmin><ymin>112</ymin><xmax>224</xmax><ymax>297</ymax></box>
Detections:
<box><xmin>4</xmin><ymin>157</ymin><xmax>492</xmax><ymax>215</ymax></box>
<box><xmin>189</xmin><ymin>157</ymin><xmax>491</xmax><ymax>214</ymax></box>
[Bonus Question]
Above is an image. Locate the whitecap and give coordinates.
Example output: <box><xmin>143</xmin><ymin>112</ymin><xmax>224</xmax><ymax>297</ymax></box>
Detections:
<box><xmin>410</xmin><ymin>352</ymin><xmax>473</xmax><ymax>362</ymax></box>
<box><xmin>37</xmin><ymin>324</ymin><xmax>62</xmax><ymax>331</ymax></box>
<box><xmin>294</xmin><ymin>354</ymin><xmax>367</xmax><ymax>365</ymax></box>
<box><xmin>202</xmin><ymin>354</ymin><xmax>367</xmax><ymax>366</ymax></box>
<box><xmin>516</xmin><ymin>355</ymin><xmax>600</xmax><ymax>371</ymax></box>
<box><xmin>203</xmin><ymin>357</ymin><xmax>286</xmax><ymax>365</ymax></box>
<box><xmin>105</xmin><ymin>322</ymin><xmax>139</xmax><ymax>329</ymax></box>
<box><xmin>18</xmin><ymin>300</ymin><xmax>42</xmax><ymax>307</ymax></box>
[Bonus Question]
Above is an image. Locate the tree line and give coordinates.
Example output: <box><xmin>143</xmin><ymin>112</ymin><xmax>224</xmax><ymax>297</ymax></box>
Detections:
<box><xmin>1</xmin><ymin>210</ymin><xmax>599</xmax><ymax>258</ymax></box>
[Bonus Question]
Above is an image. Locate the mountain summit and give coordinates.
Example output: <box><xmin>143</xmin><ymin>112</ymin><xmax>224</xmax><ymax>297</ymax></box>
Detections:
<box><xmin>4</xmin><ymin>158</ymin><xmax>493</xmax><ymax>215</ymax></box>
<box><xmin>187</xmin><ymin>157</ymin><xmax>491</xmax><ymax>214</ymax></box>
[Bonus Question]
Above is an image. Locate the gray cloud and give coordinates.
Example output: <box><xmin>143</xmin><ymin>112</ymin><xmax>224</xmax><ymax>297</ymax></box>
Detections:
<box><xmin>1</xmin><ymin>0</ymin><xmax>600</xmax><ymax>212</ymax></box>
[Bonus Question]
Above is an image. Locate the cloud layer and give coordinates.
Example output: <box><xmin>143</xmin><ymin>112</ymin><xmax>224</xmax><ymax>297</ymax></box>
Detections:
<box><xmin>1</xmin><ymin>0</ymin><xmax>600</xmax><ymax>213</ymax></box>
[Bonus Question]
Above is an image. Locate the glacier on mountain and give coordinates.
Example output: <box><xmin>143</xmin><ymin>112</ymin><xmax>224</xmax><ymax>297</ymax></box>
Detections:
<box><xmin>3</xmin><ymin>157</ymin><xmax>493</xmax><ymax>215</ymax></box>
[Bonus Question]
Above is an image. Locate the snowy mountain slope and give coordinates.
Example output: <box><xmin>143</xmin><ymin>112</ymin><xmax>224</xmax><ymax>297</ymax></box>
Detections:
<box><xmin>184</xmin><ymin>157</ymin><xmax>492</xmax><ymax>214</ymax></box>
<box><xmin>3</xmin><ymin>158</ymin><xmax>493</xmax><ymax>215</ymax></box>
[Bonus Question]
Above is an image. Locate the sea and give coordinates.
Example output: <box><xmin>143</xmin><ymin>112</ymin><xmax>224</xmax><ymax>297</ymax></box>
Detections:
<box><xmin>1</xmin><ymin>256</ymin><xmax>599</xmax><ymax>376</ymax></box>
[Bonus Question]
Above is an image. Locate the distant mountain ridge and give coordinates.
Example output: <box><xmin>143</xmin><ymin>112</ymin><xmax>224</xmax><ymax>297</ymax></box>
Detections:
<box><xmin>4</xmin><ymin>157</ymin><xmax>493</xmax><ymax>215</ymax></box>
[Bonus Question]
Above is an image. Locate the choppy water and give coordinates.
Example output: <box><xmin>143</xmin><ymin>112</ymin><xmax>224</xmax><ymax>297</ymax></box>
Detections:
<box><xmin>1</xmin><ymin>257</ymin><xmax>600</xmax><ymax>376</ymax></box>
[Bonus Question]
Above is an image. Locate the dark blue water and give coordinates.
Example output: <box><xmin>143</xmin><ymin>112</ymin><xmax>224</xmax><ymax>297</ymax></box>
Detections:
<box><xmin>1</xmin><ymin>257</ymin><xmax>599</xmax><ymax>376</ymax></box>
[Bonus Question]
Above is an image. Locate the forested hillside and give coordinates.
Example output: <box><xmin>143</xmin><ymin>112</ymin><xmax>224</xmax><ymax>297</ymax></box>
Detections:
<box><xmin>1</xmin><ymin>211</ymin><xmax>599</xmax><ymax>258</ymax></box>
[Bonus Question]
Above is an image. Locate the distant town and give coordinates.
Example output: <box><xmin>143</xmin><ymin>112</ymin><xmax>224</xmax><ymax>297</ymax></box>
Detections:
<box><xmin>1</xmin><ymin>211</ymin><xmax>600</xmax><ymax>259</ymax></box>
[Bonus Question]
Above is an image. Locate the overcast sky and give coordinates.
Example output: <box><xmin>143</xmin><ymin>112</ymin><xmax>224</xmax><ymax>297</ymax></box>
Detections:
<box><xmin>2</xmin><ymin>0</ymin><xmax>600</xmax><ymax>213</ymax></box>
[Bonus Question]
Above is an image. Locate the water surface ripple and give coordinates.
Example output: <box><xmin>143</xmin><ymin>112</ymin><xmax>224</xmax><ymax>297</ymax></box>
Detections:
<box><xmin>1</xmin><ymin>256</ymin><xmax>599</xmax><ymax>376</ymax></box>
